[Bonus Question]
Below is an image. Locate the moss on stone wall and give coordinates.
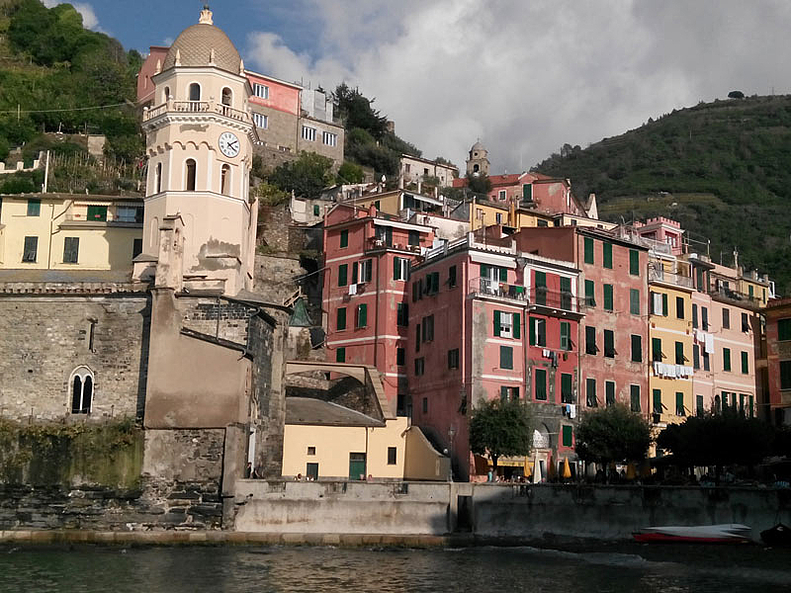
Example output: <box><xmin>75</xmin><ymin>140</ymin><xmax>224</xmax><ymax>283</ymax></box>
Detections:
<box><xmin>0</xmin><ymin>418</ymin><xmax>143</xmax><ymax>489</ymax></box>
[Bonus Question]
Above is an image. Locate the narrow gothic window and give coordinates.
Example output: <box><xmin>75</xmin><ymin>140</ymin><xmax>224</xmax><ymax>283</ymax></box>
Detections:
<box><xmin>70</xmin><ymin>367</ymin><xmax>94</xmax><ymax>414</ymax></box>
<box><xmin>163</xmin><ymin>86</ymin><xmax>170</xmax><ymax>102</ymax></box>
<box><xmin>185</xmin><ymin>159</ymin><xmax>197</xmax><ymax>191</ymax></box>
<box><xmin>221</xmin><ymin>164</ymin><xmax>230</xmax><ymax>195</ymax></box>
<box><xmin>155</xmin><ymin>162</ymin><xmax>162</xmax><ymax>194</ymax></box>
<box><xmin>189</xmin><ymin>83</ymin><xmax>201</xmax><ymax>101</ymax></box>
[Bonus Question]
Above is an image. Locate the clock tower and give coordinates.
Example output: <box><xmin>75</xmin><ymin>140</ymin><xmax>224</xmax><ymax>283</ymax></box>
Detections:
<box><xmin>138</xmin><ymin>5</ymin><xmax>258</xmax><ymax>295</ymax></box>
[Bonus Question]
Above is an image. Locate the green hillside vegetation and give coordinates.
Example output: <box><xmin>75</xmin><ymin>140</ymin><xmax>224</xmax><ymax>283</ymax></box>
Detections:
<box><xmin>333</xmin><ymin>83</ymin><xmax>421</xmax><ymax>180</ymax></box>
<box><xmin>535</xmin><ymin>95</ymin><xmax>791</xmax><ymax>294</ymax></box>
<box><xmin>0</xmin><ymin>0</ymin><xmax>142</xmax><ymax>167</ymax></box>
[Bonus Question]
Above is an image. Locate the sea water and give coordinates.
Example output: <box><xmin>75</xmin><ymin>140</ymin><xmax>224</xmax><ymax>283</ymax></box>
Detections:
<box><xmin>0</xmin><ymin>542</ymin><xmax>790</xmax><ymax>592</ymax></box>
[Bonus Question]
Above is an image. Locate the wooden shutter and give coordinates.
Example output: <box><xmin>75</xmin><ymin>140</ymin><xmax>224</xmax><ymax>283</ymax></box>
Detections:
<box><xmin>513</xmin><ymin>313</ymin><xmax>520</xmax><ymax>339</ymax></box>
<box><xmin>494</xmin><ymin>311</ymin><xmax>502</xmax><ymax>336</ymax></box>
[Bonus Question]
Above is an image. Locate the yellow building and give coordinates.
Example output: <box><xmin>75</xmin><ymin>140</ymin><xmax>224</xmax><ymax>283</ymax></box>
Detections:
<box><xmin>648</xmin><ymin>255</ymin><xmax>695</xmax><ymax>426</ymax></box>
<box><xmin>282</xmin><ymin>397</ymin><xmax>448</xmax><ymax>481</ymax></box>
<box><xmin>468</xmin><ymin>197</ymin><xmax>510</xmax><ymax>230</ymax></box>
<box><xmin>0</xmin><ymin>193</ymin><xmax>143</xmax><ymax>271</ymax></box>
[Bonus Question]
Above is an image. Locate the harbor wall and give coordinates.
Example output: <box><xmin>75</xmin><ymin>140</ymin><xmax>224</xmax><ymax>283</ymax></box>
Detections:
<box><xmin>230</xmin><ymin>480</ymin><xmax>791</xmax><ymax>541</ymax></box>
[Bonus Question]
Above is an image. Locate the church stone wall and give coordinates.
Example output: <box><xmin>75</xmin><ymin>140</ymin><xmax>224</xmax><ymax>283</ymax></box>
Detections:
<box><xmin>0</xmin><ymin>294</ymin><xmax>150</xmax><ymax>422</ymax></box>
<box><xmin>180</xmin><ymin>297</ymin><xmax>257</xmax><ymax>345</ymax></box>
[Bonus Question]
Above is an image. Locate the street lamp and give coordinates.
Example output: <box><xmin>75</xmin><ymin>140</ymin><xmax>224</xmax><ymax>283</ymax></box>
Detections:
<box><xmin>448</xmin><ymin>425</ymin><xmax>456</xmax><ymax>482</ymax></box>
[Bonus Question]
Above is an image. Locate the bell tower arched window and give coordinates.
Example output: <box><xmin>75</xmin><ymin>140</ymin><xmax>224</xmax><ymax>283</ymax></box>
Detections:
<box><xmin>221</xmin><ymin>87</ymin><xmax>233</xmax><ymax>106</ymax></box>
<box><xmin>163</xmin><ymin>86</ymin><xmax>171</xmax><ymax>103</ymax></box>
<box><xmin>155</xmin><ymin>162</ymin><xmax>162</xmax><ymax>194</ymax></box>
<box><xmin>221</xmin><ymin>164</ymin><xmax>230</xmax><ymax>195</ymax></box>
<box><xmin>70</xmin><ymin>367</ymin><xmax>94</xmax><ymax>414</ymax></box>
<box><xmin>189</xmin><ymin>83</ymin><xmax>201</xmax><ymax>102</ymax></box>
<box><xmin>185</xmin><ymin>159</ymin><xmax>197</xmax><ymax>191</ymax></box>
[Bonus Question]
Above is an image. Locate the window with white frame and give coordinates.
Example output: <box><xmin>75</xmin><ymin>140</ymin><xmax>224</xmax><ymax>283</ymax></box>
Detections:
<box><xmin>322</xmin><ymin>131</ymin><xmax>337</xmax><ymax>147</ymax></box>
<box><xmin>253</xmin><ymin>83</ymin><xmax>269</xmax><ymax>99</ymax></box>
<box><xmin>70</xmin><ymin>367</ymin><xmax>94</xmax><ymax>414</ymax></box>
<box><xmin>253</xmin><ymin>113</ymin><xmax>268</xmax><ymax>129</ymax></box>
<box><xmin>498</xmin><ymin>190</ymin><xmax>506</xmax><ymax>201</ymax></box>
<box><xmin>499</xmin><ymin>311</ymin><xmax>513</xmax><ymax>338</ymax></box>
<box><xmin>302</xmin><ymin>126</ymin><xmax>316</xmax><ymax>141</ymax></box>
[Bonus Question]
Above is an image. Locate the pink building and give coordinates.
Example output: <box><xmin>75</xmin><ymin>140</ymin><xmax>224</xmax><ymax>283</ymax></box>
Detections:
<box><xmin>453</xmin><ymin>172</ymin><xmax>587</xmax><ymax>216</ymax></box>
<box><xmin>136</xmin><ymin>46</ymin><xmax>169</xmax><ymax>107</ymax></box>
<box><xmin>764</xmin><ymin>297</ymin><xmax>791</xmax><ymax>425</ymax></box>
<box><xmin>515</xmin><ymin>227</ymin><xmax>651</xmax><ymax>416</ymax></box>
<box><xmin>407</xmin><ymin>230</ymin><xmax>583</xmax><ymax>481</ymax></box>
<box><xmin>322</xmin><ymin>204</ymin><xmax>434</xmax><ymax>415</ymax></box>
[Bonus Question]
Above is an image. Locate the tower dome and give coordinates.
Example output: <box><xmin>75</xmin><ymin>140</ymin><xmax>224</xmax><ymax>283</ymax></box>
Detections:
<box><xmin>162</xmin><ymin>6</ymin><xmax>242</xmax><ymax>75</ymax></box>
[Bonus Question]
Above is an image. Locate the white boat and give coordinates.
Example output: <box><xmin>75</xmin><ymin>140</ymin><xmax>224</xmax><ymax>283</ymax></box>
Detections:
<box><xmin>633</xmin><ymin>524</ymin><xmax>752</xmax><ymax>544</ymax></box>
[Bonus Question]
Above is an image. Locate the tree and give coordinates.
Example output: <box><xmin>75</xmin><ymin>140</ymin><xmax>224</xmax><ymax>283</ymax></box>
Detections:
<box><xmin>575</xmin><ymin>404</ymin><xmax>652</xmax><ymax>476</ymax></box>
<box><xmin>469</xmin><ymin>398</ymin><xmax>533</xmax><ymax>472</ymax></box>
<box><xmin>336</xmin><ymin>161</ymin><xmax>364</xmax><ymax>184</ymax></box>
<box><xmin>267</xmin><ymin>152</ymin><xmax>334</xmax><ymax>200</ymax></box>
<box><xmin>333</xmin><ymin>83</ymin><xmax>389</xmax><ymax>140</ymax></box>
<box><xmin>657</xmin><ymin>411</ymin><xmax>773</xmax><ymax>483</ymax></box>
<box><xmin>466</xmin><ymin>172</ymin><xmax>492</xmax><ymax>195</ymax></box>
<box><xmin>728</xmin><ymin>90</ymin><xmax>745</xmax><ymax>99</ymax></box>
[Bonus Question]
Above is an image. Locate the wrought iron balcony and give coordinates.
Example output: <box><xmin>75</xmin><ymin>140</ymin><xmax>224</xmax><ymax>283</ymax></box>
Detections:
<box><xmin>143</xmin><ymin>101</ymin><xmax>251</xmax><ymax>124</ymax></box>
<box><xmin>649</xmin><ymin>266</ymin><xmax>693</xmax><ymax>288</ymax></box>
<box><xmin>468</xmin><ymin>278</ymin><xmax>584</xmax><ymax>313</ymax></box>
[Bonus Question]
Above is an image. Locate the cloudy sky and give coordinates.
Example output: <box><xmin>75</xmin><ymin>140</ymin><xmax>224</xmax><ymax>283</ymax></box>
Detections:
<box><xmin>50</xmin><ymin>0</ymin><xmax>791</xmax><ymax>173</ymax></box>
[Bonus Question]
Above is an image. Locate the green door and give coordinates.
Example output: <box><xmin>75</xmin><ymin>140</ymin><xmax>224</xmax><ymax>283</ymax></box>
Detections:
<box><xmin>349</xmin><ymin>452</ymin><xmax>366</xmax><ymax>480</ymax></box>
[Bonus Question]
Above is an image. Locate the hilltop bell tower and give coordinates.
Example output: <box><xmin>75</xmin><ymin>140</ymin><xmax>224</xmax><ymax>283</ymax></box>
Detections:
<box><xmin>137</xmin><ymin>5</ymin><xmax>258</xmax><ymax>295</ymax></box>
<box><xmin>466</xmin><ymin>140</ymin><xmax>490</xmax><ymax>177</ymax></box>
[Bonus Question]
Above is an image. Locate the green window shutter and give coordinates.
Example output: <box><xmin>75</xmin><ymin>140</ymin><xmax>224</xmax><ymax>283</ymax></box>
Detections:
<box><xmin>393</xmin><ymin>257</ymin><xmax>399</xmax><ymax>281</ymax></box>
<box><xmin>630</xmin><ymin>289</ymin><xmax>640</xmax><ymax>315</ymax></box>
<box><xmin>749</xmin><ymin>395</ymin><xmax>754</xmax><ymax>417</ymax></box>
<box><xmin>494</xmin><ymin>310</ymin><xmax>502</xmax><ymax>337</ymax></box>
<box><xmin>741</xmin><ymin>351</ymin><xmax>749</xmax><ymax>374</ymax></box>
<box><xmin>480</xmin><ymin>264</ymin><xmax>490</xmax><ymax>279</ymax></box>
<box><xmin>662</xmin><ymin>293</ymin><xmax>668</xmax><ymax>316</ymax></box>
<box><xmin>652</xmin><ymin>338</ymin><xmax>662</xmax><ymax>362</ymax></box>
<box><xmin>779</xmin><ymin>319</ymin><xmax>791</xmax><ymax>341</ymax></box>
<box><xmin>561</xmin><ymin>373</ymin><xmax>572</xmax><ymax>402</ymax></box>
<box><xmin>607</xmin><ymin>381</ymin><xmax>617</xmax><ymax>407</ymax></box>
<box><xmin>522</xmin><ymin>184</ymin><xmax>532</xmax><ymax>201</ymax></box>
<box><xmin>338</xmin><ymin>264</ymin><xmax>348</xmax><ymax>286</ymax></box>
<box><xmin>585</xmin><ymin>280</ymin><xmax>595</xmax><ymax>307</ymax></box>
<box><xmin>676</xmin><ymin>392</ymin><xmax>685</xmax><ymax>415</ymax></box>
<box><xmin>513</xmin><ymin>313</ymin><xmax>521</xmax><ymax>339</ymax></box>
<box><xmin>500</xmin><ymin>386</ymin><xmax>508</xmax><ymax>401</ymax></box>
<box><xmin>433</xmin><ymin>272</ymin><xmax>440</xmax><ymax>293</ymax></box>
<box><xmin>603</xmin><ymin>284</ymin><xmax>613</xmax><ymax>311</ymax></box>
<box><xmin>336</xmin><ymin>347</ymin><xmax>346</xmax><ymax>363</ymax></box>
<box><xmin>340</xmin><ymin>229</ymin><xmax>348</xmax><ymax>248</ymax></box>
<box><xmin>499</xmin><ymin>267</ymin><xmax>507</xmax><ymax>282</ymax></box>
<box><xmin>352</xmin><ymin>262</ymin><xmax>359</xmax><ymax>284</ymax></box>
<box><xmin>629</xmin><ymin>249</ymin><xmax>639</xmax><ymax>275</ymax></box>
<box><xmin>560</xmin><ymin>277</ymin><xmax>571</xmax><ymax>293</ymax></box>
<box><xmin>560</xmin><ymin>321</ymin><xmax>570</xmax><ymax>350</ymax></box>
<box><xmin>529</xmin><ymin>317</ymin><xmax>536</xmax><ymax>346</ymax></box>
<box><xmin>724</xmin><ymin>348</ymin><xmax>731</xmax><ymax>371</ymax></box>
<box><xmin>500</xmin><ymin>346</ymin><xmax>513</xmax><ymax>369</ymax></box>
<box><xmin>584</xmin><ymin>237</ymin><xmax>594</xmax><ymax>264</ymax></box>
<box><xmin>535</xmin><ymin>271</ymin><xmax>546</xmax><ymax>288</ymax></box>
<box><xmin>357</xmin><ymin>304</ymin><xmax>367</xmax><ymax>328</ymax></box>
<box><xmin>603</xmin><ymin>242</ymin><xmax>613</xmax><ymax>269</ymax></box>
<box><xmin>675</xmin><ymin>341</ymin><xmax>684</xmax><ymax>364</ymax></box>
<box><xmin>27</xmin><ymin>199</ymin><xmax>41</xmax><ymax>217</ymax></box>
<box><xmin>604</xmin><ymin>330</ymin><xmax>614</xmax><ymax>357</ymax></box>
<box><xmin>313</xmin><ymin>204</ymin><xmax>320</xmax><ymax>216</ymax></box>
<box><xmin>653</xmin><ymin>389</ymin><xmax>662</xmax><ymax>414</ymax></box>
<box><xmin>630</xmin><ymin>385</ymin><xmax>641</xmax><ymax>412</ymax></box>
<box><xmin>632</xmin><ymin>335</ymin><xmax>642</xmax><ymax>362</ymax></box>
<box><xmin>535</xmin><ymin>369</ymin><xmax>547</xmax><ymax>400</ymax></box>
<box><xmin>562</xmin><ymin>426</ymin><xmax>572</xmax><ymax>447</ymax></box>
<box><xmin>336</xmin><ymin>307</ymin><xmax>346</xmax><ymax>330</ymax></box>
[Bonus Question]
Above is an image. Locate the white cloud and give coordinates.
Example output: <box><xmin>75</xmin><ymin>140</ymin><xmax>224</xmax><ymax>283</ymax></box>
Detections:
<box><xmin>41</xmin><ymin>1</ymin><xmax>105</xmax><ymax>33</ymax></box>
<box><xmin>246</xmin><ymin>0</ymin><xmax>791</xmax><ymax>173</ymax></box>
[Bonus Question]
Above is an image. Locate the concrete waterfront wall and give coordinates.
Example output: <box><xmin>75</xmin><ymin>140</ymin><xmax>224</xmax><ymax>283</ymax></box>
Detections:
<box><xmin>232</xmin><ymin>480</ymin><xmax>450</xmax><ymax>535</ymax></box>
<box><xmin>231</xmin><ymin>481</ymin><xmax>791</xmax><ymax>541</ymax></box>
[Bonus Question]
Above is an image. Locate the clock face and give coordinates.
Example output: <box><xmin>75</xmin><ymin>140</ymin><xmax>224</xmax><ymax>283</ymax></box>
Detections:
<box><xmin>218</xmin><ymin>131</ymin><xmax>240</xmax><ymax>158</ymax></box>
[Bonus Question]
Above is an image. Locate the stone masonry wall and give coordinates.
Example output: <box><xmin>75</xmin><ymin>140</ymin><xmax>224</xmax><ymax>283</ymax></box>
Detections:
<box><xmin>179</xmin><ymin>297</ymin><xmax>257</xmax><ymax>346</ymax></box>
<box><xmin>253</xmin><ymin>254</ymin><xmax>307</xmax><ymax>305</ymax></box>
<box><xmin>0</xmin><ymin>294</ymin><xmax>150</xmax><ymax>422</ymax></box>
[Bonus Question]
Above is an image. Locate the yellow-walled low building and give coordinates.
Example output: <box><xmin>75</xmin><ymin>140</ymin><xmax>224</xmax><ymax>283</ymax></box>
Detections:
<box><xmin>282</xmin><ymin>397</ymin><xmax>448</xmax><ymax>481</ymax></box>
<box><xmin>0</xmin><ymin>193</ymin><xmax>143</xmax><ymax>271</ymax></box>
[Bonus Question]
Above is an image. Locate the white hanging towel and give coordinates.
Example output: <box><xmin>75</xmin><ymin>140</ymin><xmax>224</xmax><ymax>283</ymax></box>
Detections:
<box><xmin>568</xmin><ymin>404</ymin><xmax>577</xmax><ymax>419</ymax></box>
<box><xmin>705</xmin><ymin>333</ymin><xmax>715</xmax><ymax>354</ymax></box>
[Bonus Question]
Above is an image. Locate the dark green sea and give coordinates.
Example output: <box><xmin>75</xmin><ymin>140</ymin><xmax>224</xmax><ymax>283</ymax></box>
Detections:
<box><xmin>1</xmin><ymin>542</ymin><xmax>790</xmax><ymax>592</ymax></box>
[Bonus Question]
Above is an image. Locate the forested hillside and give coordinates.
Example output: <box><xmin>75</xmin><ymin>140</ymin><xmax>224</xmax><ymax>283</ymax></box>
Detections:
<box><xmin>0</xmin><ymin>0</ymin><xmax>142</xmax><ymax>170</ymax></box>
<box><xmin>535</xmin><ymin>95</ymin><xmax>791</xmax><ymax>294</ymax></box>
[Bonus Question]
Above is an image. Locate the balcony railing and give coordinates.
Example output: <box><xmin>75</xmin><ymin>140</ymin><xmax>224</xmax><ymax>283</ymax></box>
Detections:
<box><xmin>649</xmin><ymin>266</ymin><xmax>693</xmax><ymax>288</ymax></box>
<box><xmin>710</xmin><ymin>286</ymin><xmax>762</xmax><ymax>308</ymax></box>
<box><xmin>144</xmin><ymin>101</ymin><xmax>251</xmax><ymax>123</ymax></box>
<box><xmin>470</xmin><ymin>277</ymin><xmax>529</xmax><ymax>303</ymax></box>
<box><xmin>469</xmin><ymin>278</ymin><xmax>583</xmax><ymax>313</ymax></box>
<box><xmin>529</xmin><ymin>287</ymin><xmax>584</xmax><ymax>313</ymax></box>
